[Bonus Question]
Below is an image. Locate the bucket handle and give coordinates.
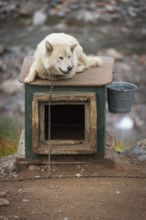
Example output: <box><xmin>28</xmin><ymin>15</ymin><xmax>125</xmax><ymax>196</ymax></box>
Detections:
<box><xmin>113</xmin><ymin>71</ymin><xmax>120</xmax><ymax>82</ymax></box>
<box><xmin>113</xmin><ymin>72</ymin><xmax>125</xmax><ymax>93</ymax></box>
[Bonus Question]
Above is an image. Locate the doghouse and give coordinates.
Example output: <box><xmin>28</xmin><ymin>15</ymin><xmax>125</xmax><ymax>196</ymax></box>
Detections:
<box><xmin>18</xmin><ymin>56</ymin><xmax>114</xmax><ymax>162</ymax></box>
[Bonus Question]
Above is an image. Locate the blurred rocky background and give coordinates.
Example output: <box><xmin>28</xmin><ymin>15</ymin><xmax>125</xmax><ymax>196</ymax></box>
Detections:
<box><xmin>0</xmin><ymin>0</ymin><xmax>146</xmax><ymax>153</ymax></box>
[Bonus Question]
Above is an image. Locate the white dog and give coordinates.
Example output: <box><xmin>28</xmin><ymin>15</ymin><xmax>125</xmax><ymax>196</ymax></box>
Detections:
<box><xmin>24</xmin><ymin>33</ymin><xmax>103</xmax><ymax>82</ymax></box>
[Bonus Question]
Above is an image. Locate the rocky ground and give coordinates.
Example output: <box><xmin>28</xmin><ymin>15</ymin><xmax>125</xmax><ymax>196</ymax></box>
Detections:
<box><xmin>0</xmin><ymin>177</ymin><xmax>146</xmax><ymax>220</ymax></box>
<box><xmin>0</xmin><ymin>136</ymin><xmax>146</xmax><ymax>219</ymax></box>
<box><xmin>0</xmin><ymin>135</ymin><xmax>146</xmax><ymax>219</ymax></box>
<box><xmin>0</xmin><ymin>0</ymin><xmax>146</xmax><ymax>27</ymax></box>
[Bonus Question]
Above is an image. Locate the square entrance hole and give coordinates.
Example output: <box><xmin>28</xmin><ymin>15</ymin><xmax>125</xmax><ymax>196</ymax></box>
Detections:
<box><xmin>44</xmin><ymin>104</ymin><xmax>85</xmax><ymax>140</ymax></box>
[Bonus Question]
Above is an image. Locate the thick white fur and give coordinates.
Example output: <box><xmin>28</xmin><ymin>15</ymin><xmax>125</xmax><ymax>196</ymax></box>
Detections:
<box><xmin>24</xmin><ymin>33</ymin><xmax>103</xmax><ymax>82</ymax></box>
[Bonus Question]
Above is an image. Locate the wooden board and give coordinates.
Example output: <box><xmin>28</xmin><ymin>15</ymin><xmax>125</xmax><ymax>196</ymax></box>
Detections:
<box><xmin>18</xmin><ymin>56</ymin><xmax>114</xmax><ymax>87</ymax></box>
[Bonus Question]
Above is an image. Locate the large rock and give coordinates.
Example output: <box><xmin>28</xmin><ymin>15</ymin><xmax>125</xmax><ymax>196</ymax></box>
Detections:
<box><xmin>106</xmin><ymin>48</ymin><xmax>124</xmax><ymax>61</ymax></box>
<box><xmin>0</xmin><ymin>198</ymin><xmax>9</xmax><ymax>207</ymax></box>
<box><xmin>0</xmin><ymin>79</ymin><xmax>24</xmax><ymax>95</ymax></box>
<box><xmin>0</xmin><ymin>155</ymin><xmax>16</xmax><ymax>173</ymax></box>
<box><xmin>122</xmin><ymin>139</ymin><xmax>146</xmax><ymax>161</ymax></box>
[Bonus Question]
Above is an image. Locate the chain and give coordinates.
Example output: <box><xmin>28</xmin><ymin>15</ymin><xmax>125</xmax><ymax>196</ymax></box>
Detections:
<box><xmin>47</xmin><ymin>80</ymin><xmax>55</xmax><ymax>177</ymax></box>
<box><xmin>113</xmin><ymin>71</ymin><xmax>121</xmax><ymax>82</ymax></box>
<box><xmin>1</xmin><ymin>174</ymin><xmax>146</xmax><ymax>182</ymax></box>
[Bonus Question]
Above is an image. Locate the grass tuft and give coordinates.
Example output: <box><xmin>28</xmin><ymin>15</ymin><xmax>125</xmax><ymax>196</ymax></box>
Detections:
<box><xmin>0</xmin><ymin>117</ymin><xmax>22</xmax><ymax>158</ymax></box>
<box><xmin>115</xmin><ymin>142</ymin><xmax>125</xmax><ymax>153</ymax></box>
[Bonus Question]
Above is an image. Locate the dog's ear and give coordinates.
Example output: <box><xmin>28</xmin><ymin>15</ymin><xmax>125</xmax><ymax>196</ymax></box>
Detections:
<box><xmin>70</xmin><ymin>44</ymin><xmax>77</xmax><ymax>52</ymax></box>
<box><xmin>45</xmin><ymin>41</ymin><xmax>53</xmax><ymax>54</ymax></box>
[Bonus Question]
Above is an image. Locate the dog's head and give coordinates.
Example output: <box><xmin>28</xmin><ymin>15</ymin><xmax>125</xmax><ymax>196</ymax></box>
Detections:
<box><xmin>44</xmin><ymin>41</ymin><xmax>77</xmax><ymax>78</ymax></box>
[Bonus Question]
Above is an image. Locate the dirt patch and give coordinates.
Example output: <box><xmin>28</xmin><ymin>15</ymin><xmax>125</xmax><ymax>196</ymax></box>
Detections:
<box><xmin>1</xmin><ymin>142</ymin><xmax>146</xmax><ymax>220</ymax></box>
<box><xmin>0</xmin><ymin>177</ymin><xmax>146</xmax><ymax>220</ymax></box>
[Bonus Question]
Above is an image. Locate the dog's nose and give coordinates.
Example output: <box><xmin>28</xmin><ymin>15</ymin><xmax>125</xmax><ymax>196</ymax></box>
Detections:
<box><xmin>67</xmin><ymin>66</ymin><xmax>72</xmax><ymax>72</ymax></box>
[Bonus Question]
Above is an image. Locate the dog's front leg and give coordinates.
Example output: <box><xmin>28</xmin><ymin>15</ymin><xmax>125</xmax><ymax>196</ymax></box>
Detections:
<box><xmin>24</xmin><ymin>62</ymin><xmax>37</xmax><ymax>83</ymax></box>
<box><xmin>76</xmin><ymin>55</ymin><xmax>86</xmax><ymax>73</ymax></box>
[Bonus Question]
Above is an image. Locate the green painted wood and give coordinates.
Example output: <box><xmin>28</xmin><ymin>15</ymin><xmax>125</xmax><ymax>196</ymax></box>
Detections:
<box><xmin>25</xmin><ymin>84</ymin><xmax>106</xmax><ymax>158</ymax></box>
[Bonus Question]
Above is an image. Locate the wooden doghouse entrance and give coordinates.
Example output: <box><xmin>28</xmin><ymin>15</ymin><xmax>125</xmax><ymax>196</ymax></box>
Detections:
<box><xmin>18</xmin><ymin>56</ymin><xmax>114</xmax><ymax>162</ymax></box>
<box><xmin>32</xmin><ymin>92</ymin><xmax>97</xmax><ymax>154</ymax></box>
<box><xmin>45</xmin><ymin>104</ymin><xmax>85</xmax><ymax>140</ymax></box>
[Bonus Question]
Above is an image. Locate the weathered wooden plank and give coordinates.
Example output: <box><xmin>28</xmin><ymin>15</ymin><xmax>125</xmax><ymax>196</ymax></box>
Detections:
<box><xmin>18</xmin><ymin>56</ymin><xmax>114</xmax><ymax>86</ymax></box>
<box><xmin>32</xmin><ymin>100</ymin><xmax>39</xmax><ymax>149</ymax></box>
<box><xmin>33</xmin><ymin>92</ymin><xmax>96</xmax><ymax>102</ymax></box>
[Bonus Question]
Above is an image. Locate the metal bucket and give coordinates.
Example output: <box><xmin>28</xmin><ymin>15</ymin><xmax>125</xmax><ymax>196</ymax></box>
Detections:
<box><xmin>107</xmin><ymin>82</ymin><xmax>137</xmax><ymax>114</ymax></box>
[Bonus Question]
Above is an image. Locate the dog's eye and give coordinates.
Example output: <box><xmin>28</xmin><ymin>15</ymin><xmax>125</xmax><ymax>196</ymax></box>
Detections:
<box><xmin>68</xmin><ymin>56</ymin><xmax>71</xmax><ymax>59</ymax></box>
<box><xmin>59</xmin><ymin>57</ymin><xmax>63</xmax><ymax>60</ymax></box>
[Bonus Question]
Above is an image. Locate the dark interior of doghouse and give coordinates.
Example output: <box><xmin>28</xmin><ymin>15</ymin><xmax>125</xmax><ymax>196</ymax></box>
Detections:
<box><xmin>44</xmin><ymin>104</ymin><xmax>85</xmax><ymax>140</ymax></box>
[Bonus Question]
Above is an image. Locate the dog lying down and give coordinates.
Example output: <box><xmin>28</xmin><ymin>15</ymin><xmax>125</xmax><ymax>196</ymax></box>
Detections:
<box><xmin>24</xmin><ymin>33</ymin><xmax>103</xmax><ymax>82</ymax></box>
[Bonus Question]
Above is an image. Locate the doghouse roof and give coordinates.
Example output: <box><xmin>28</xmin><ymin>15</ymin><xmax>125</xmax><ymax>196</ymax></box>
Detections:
<box><xmin>19</xmin><ymin>56</ymin><xmax>114</xmax><ymax>86</ymax></box>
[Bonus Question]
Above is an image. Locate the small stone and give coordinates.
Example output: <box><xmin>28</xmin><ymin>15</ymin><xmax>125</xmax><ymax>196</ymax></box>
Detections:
<box><xmin>22</xmin><ymin>199</ymin><xmax>29</xmax><ymax>203</ymax></box>
<box><xmin>0</xmin><ymin>191</ymin><xmax>7</xmax><ymax>197</ymax></box>
<box><xmin>32</xmin><ymin>10</ymin><xmax>47</xmax><ymax>26</ymax></box>
<box><xmin>53</xmin><ymin>22</ymin><xmax>67</xmax><ymax>31</ymax></box>
<box><xmin>14</xmin><ymin>216</ymin><xmax>19</xmax><ymax>219</ymax></box>
<box><xmin>0</xmin><ymin>198</ymin><xmax>10</xmax><ymax>207</ymax></box>
<box><xmin>99</xmin><ymin>13</ymin><xmax>117</xmax><ymax>23</ymax></box>
<box><xmin>69</xmin><ymin>3</ymin><xmax>80</xmax><ymax>11</ymax></box>
<box><xmin>97</xmin><ymin>2</ymin><xmax>106</xmax><ymax>7</ymax></box>
<box><xmin>105</xmin><ymin>5</ymin><xmax>116</xmax><ymax>13</ymax></box>
<box><xmin>128</xmin><ymin>6</ymin><xmax>137</xmax><ymax>17</ymax></box>
<box><xmin>75</xmin><ymin>173</ymin><xmax>81</xmax><ymax>178</ymax></box>
<box><xmin>28</xmin><ymin>165</ymin><xmax>37</xmax><ymax>171</ymax></box>
<box><xmin>34</xmin><ymin>176</ymin><xmax>40</xmax><ymax>179</ymax></box>
<box><xmin>120</xmin><ymin>27</ymin><xmax>130</xmax><ymax>34</ymax></box>
<box><xmin>52</xmin><ymin>167</ymin><xmax>56</xmax><ymax>172</ymax></box>
<box><xmin>76</xmin><ymin>165</ymin><xmax>81</xmax><ymax>169</ymax></box>
<box><xmin>12</xmin><ymin>174</ymin><xmax>18</xmax><ymax>178</ymax></box>
<box><xmin>57</xmin><ymin>11</ymin><xmax>66</xmax><ymax>18</ymax></box>
<box><xmin>18</xmin><ymin>189</ymin><xmax>22</xmax><ymax>192</ymax></box>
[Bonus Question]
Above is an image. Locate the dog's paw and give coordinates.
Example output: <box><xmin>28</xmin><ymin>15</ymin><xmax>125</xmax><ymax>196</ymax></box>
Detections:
<box><xmin>95</xmin><ymin>57</ymin><xmax>103</xmax><ymax>67</ymax></box>
<box><xmin>24</xmin><ymin>76</ymin><xmax>34</xmax><ymax>83</ymax></box>
<box><xmin>76</xmin><ymin>65</ymin><xmax>85</xmax><ymax>73</ymax></box>
<box><xmin>97</xmin><ymin>57</ymin><xmax>103</xmax><ymax>67</ymax></box>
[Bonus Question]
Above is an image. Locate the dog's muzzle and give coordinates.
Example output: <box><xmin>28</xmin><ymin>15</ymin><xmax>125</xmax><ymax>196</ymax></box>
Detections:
<box><xmin>59</xmin><ymin>66</ymin><xmax>72</xmax><ymax>75</ymax></box>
